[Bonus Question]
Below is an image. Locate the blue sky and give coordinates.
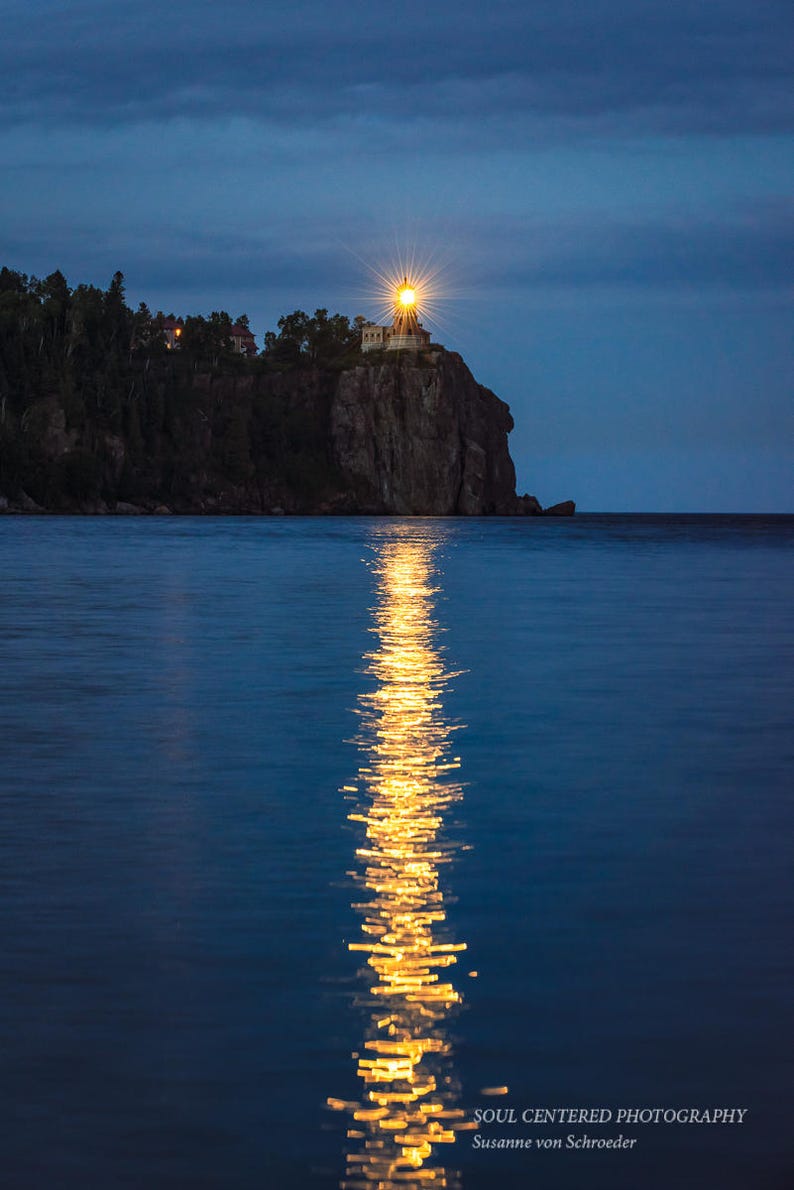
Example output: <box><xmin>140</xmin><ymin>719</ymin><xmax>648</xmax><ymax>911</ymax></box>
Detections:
<box><xmin>2</xmin><ymin>0</ymin><xmax>791</xmax><ymax>509</ymax></box>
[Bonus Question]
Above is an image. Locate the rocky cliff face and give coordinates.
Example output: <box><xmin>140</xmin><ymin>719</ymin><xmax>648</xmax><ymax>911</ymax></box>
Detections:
<box><xmin>330</xmin><ymin>350</ymin><xmax>518</xmax><ymax>515</ymax></box>
<box><xmin>1</xmin><ymin>348</ymin><xmax>573</xmax><ymax>516</ymax></box>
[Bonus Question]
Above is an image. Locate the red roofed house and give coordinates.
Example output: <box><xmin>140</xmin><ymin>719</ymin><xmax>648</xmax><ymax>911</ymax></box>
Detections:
<box><xmin>156</xmin><ymin>315</ymin><xmax>257</xmax><ymax>355</ymax></box>
<box><xmin>230</xmin><ymin>324</ymin><xmax>257</xmax><ymax>356</ymax></box>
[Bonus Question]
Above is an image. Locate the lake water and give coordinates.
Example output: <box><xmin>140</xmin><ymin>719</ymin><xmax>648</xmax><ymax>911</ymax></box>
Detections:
<box><xmin>1</xmin><ymin>515</ymin><xmax>792</xmax><ymax>1189</ymax></box>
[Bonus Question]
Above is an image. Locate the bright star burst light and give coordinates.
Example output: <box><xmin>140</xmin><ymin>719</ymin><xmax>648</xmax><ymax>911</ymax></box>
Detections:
<box><xmin>356</xmin><ymin>244</ymin><xmax>453</xmax><ymax>339</ymax></box>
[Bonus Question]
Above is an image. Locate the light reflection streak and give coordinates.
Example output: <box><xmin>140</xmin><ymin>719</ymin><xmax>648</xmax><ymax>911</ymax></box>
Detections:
<box><xmin>330</xmin><ymin>530</ymin><xmax>474</xmax><ymax>1188</ymax></box>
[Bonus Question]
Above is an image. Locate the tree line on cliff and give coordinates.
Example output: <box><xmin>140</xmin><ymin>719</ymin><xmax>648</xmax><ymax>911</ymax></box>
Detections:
<box><xmin>0</xmin><ymin>267</ymin><xmax>367</xmax><ymax>510</ymax></box>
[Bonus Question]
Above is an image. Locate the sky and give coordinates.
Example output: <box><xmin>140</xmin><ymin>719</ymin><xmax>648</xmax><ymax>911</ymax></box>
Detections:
<box><xmin>2</xmin><ymin>0</ymin><xmax>792</xmax><ymax>510</ymax></box>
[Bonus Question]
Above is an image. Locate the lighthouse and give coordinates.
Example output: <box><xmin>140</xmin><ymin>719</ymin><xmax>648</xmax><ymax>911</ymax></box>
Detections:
<box><xmin>360</xmin><ymin>276</ymin><xmax>432</xmax><ymax>353</ymax></box>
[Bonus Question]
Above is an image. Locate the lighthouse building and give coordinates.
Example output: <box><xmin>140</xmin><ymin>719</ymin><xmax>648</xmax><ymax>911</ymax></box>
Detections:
<box><xmin>360</xmin><ymin>277</ymin><xmax>432</xmax><ymax>352</ymax></box>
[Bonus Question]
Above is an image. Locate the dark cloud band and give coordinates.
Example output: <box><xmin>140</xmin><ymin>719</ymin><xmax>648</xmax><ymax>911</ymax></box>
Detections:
<box><xmin>3</xmin><ymin>0</ymin><xmax>792</xmax><ymax>136</ymax></box>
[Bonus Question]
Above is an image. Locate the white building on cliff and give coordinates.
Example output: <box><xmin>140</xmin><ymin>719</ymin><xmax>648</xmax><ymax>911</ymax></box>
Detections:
<box><xmin>361</xmin><ymin>278</ymin><xmax>432</xmax><ymax>352</ymax></box>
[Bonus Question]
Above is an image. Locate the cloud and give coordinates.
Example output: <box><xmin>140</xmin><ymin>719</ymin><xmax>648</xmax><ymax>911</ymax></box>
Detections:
<box><xmin>7</xmin><ymin>202</ymin><xmax>786</xmax><ymax>304</ymax></box>
<box><xmin>3</xmin><ymin>0</ymin><xmax>792</xmax><ymax>137</ymax></box>
<box><xmin>473</xmin><ymin>203</ymin><xmax>794</xmax><ymax>290</ymax></box>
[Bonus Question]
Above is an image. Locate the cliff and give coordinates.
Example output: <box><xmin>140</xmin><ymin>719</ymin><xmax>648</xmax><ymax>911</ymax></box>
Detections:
<box><xmin>331</xmin><ymin>350</ymin><xmax>518</xmax><ymax>515</ymax></box>
<box><xmin>0</xmin><ymin>348</ymin><xmax>572</xmax><ymax>516</ymax></box>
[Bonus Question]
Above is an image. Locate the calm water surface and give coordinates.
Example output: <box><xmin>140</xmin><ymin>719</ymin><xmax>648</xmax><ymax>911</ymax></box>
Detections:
<box><xmin>1</xmin><ymin>515</ymin><xmax>792</xmax><ymax>1189</ymax></box>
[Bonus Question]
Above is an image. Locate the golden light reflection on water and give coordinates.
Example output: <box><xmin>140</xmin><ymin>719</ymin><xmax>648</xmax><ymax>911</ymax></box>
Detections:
<box><xmin>329</xmin><ymin>532</ymin><xmax>474</xmax><ymax>1189</ymax></box>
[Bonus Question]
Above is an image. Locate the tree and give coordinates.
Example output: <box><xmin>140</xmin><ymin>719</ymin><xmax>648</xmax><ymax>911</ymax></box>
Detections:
<box><xmin>101</xmin><ymin>271</ymin><xmax>133</xmax><ymax>355</ymax></box>
<box><xmin>262</xmin><ymin>308</ymin><xmax>358</xmax><ymax>368</ymax></box>
<box><xmin>0</xmin><ymin>267</ymin><xmax>27</xmax><ymax>295</ymax></box>
<box><xmin>132</xmin><ymin>302</ymin><xmax>157</xmax><ymax>349</ymax></box>
<box><xmin>306</xmin><ymin>308</ymin><xmax>358</xmax><ymax>363</ymax></box>
<box><xmin>36</xmin><ymin>270</ymin><xmax>70</xmax><ymax>340</ymax></box>
<box><xmin>263</xmin><ymin>309</ymin><xmax>310</xmax><ymax>367</ymax></box>
<box><xmin>181</xmin><ymin>311</ymin><xmax>237</xmax><ymax>366</ymax></box>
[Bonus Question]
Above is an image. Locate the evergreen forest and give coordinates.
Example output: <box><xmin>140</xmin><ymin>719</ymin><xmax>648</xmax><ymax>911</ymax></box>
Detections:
<box><xmin>0</xmin><ymin>267</ymin><xmax>367</xmax><ymax>511</ymax></box>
